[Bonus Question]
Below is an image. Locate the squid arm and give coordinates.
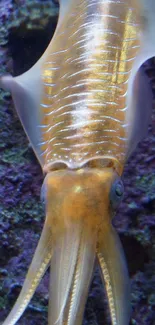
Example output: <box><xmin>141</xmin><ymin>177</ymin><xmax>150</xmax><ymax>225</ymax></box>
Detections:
<box><xmin>1</xmin><ymin>219</ymin><xmax>53</xmax><ymax>325</ymax></box>
<box><xmin>48</xmin><ymin>221</ymin><xmax>96</xmax><ymax>325</ymax></box>
<box><xmin>97</xmin><ymin>223</ymin><xmax>131</xmax><ymax>325</ymax></box>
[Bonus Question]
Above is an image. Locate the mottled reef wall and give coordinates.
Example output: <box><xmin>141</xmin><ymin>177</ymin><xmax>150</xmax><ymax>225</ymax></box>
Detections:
<box><xmin>0</xmin><ymin>1</ymin><xmax>155</xmax><ymax>325</ymax></box>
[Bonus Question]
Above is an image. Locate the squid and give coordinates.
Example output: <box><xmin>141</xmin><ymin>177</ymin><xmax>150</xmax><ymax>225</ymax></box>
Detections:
<box><xmin>0</xmin><ymin>0</ymin><xmax>154</xmax><ymax>324</ymax></box>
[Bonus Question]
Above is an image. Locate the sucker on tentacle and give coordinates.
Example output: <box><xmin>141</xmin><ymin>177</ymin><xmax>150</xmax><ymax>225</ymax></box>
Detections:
<box><xmin>0</xmin><ymin>0</ymin><xmax>154</xmax><ymax>324</ymax></box>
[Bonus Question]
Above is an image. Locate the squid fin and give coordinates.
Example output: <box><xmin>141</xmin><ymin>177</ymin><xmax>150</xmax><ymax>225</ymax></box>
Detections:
<box><xmin>0</xmin><ymin>0</ymin><xmax>77</xmax><ymax>167</ymax></box>
<box><xmin>0</xmin><ymin>61</ymin><xmax>44</xmax><ymax>167</ymax></box>
<box><xmin>139</xmin><ymin>0</ymin><xmax>155</xmax><ymax>62</ymax></box>
<box><xmin>127</xmin><ymin>66</ymin><xmax>152</xmax><ymax>159</ymax></box>
<box><xmin>1</xmin><ymin>221</ymin><xmax>53</xmax><ymax>325</ymax></box>
<box><xmin>97</xmin><ymin>223</ymin><xmax>130</xmax><ymax>325</ymax></box>
<box><xmin>125</xmin><ymin>0</ymin><xmax>155</xmax><ymax>159</ymax></box>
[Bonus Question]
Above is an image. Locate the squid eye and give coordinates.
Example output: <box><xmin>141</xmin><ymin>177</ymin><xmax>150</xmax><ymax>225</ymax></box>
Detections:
<box><xmin>110</xmin><ymin>178</ymin><xmax>124</xmax><ymax>209</ymax></box>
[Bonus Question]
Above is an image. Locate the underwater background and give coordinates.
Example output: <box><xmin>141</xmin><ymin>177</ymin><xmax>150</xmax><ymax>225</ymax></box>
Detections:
<box><xmin>0</xmin><ymin>0</ymin><xmax>155</xmax><ymax>324</ymax></box>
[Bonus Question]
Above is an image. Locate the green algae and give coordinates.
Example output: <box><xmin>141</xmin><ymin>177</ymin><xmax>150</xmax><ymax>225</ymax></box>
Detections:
<box><xmin>0</xmin><ymin>295</ymin><xmax>7</xmax><ymax>310</ymax></box>
<box><xmin>0</xmin><ymin>199</ymin><xmax>44</xmax><ymax>225</ymax></box>
<box><xmin>130</xmin><ymin>227</ymin><xmax>151</xmax><ymax>246</ymax></box>
<box><xmin>136</xmin><ymin>174</ymin><xmax>155</xmax><ymax>197</ymax></box>
<box><xmin>148</xmin><ymin>293</ymin><xmax>155</xmax><ymax>306</ymax></box>
<box><xmin>1</xmin><ymin>148</ymin><xmax>28</xmax><ymax>164</ymax></box>
<box><xmin>0</xmin><ymin>1</ymin><xmax>59</xmax><ymax>45</ymax></box>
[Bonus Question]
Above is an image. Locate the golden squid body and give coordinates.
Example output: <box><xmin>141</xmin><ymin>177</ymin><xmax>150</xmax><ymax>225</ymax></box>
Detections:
<box><xmin>0</xmin><ymin>0</ymin><xmax>154</xmax><ymax>324</ymax></box>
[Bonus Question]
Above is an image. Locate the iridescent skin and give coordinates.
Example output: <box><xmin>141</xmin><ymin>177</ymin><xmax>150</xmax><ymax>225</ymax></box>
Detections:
<box><xmin>0</xmin><ymin>0</ymin><xmax>154</xmax><ymax>324</ymax></box>
<box><xmin>41</xmin><ymin>0</ymin><xmax>140</xmax><ymax>172</ymax></box>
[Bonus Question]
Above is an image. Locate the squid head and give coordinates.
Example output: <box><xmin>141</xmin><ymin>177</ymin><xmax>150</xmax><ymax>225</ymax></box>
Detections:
<box><xmin>1</xmin><ymin>167</ymin><xmax>130</xmax><ymax>325</ymax></box>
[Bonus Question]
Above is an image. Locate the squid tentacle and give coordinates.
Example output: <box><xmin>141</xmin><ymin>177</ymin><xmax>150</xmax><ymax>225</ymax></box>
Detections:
<box><xmin>97</xmin><ymin>223</ymin><xmax>130</xmax><ymax>325</ymax></box>
<box><xmin>2</xmin><ymin>222</ymin><xmax>53</xmax><ymax>325</ymax></box>
<box><xmin>65</xmin><ymin>229</ymin><xmax>96</xmax><ymax>325</ymax></box>
<box><xmin>47</xmin><ymin>219</ymin><xmax>96</xmax><ymax>325</ymax></box>
<box><xmin>48</xmin><ymin>222</ymin><xmax>81</xmax><ymax>325</ymax></box>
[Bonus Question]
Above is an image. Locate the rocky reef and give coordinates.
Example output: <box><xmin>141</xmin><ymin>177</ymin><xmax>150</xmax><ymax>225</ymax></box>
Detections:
<box><xmin>0</xmin><ymin>1</ymin><xmax>155</xmax><ymax>324</ymax></box>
